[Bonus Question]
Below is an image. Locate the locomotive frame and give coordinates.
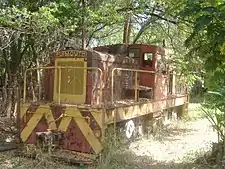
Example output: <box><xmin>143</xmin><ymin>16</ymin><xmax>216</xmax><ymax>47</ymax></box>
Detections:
<box><xmin>18</xmin><ymin>44</ymin><xmax>189</xmax><ymax>163</ymax></box>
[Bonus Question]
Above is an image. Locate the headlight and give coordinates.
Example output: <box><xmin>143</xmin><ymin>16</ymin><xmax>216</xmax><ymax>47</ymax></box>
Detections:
<box><xmin>93</xmin><ymin>128</ymin><xmax>101</xmax><ymax>138</ymax></box>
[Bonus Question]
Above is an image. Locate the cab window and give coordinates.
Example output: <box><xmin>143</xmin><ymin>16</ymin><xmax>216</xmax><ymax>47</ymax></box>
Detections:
<box><xmin>128</xmin><ymin>48</ymin><xmax>140</xmax><ymax>64</ymax></box>
<box><xmin>129</xmin><ymin>48</ymin><xmax>140</xmax><ymax>58</ymax></box>
<box><xmin>143</xmin><ymin>52</ymin><xmax>153</xmax><ymax>67</ymax></box>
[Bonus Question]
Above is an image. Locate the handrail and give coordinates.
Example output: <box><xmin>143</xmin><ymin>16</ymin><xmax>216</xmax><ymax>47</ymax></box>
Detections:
<box><xmin>111</xmin><ymin>68</ymin><xmax>156</xmax><ymax>103</ymax></box>
<box><xmin>23</xmin><ymin>66</ymin><xmax>103</xmax><ymax>104</ymax></box>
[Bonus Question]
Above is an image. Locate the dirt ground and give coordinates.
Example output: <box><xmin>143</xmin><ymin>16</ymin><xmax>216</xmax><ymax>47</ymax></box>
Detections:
<box><xmin>0</xmin><ymin>104</ymin><xmax>220</xmax><ymax>169</ymax></box>
<box><xmin>126</xmin><ymin>118</ymin><xmax>218</xmax><ymax>169</ymax></box>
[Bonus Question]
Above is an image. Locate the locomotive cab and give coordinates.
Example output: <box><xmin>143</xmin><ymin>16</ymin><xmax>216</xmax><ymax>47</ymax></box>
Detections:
<box><xmin>128</xmin><ymin>44</ymin><xmax>166</xmax><ymax>72</ymax></box>
<box><xmin>94</xmin><ymin>43</ymin><xmax>170</xmax><ymax>100</ymax></box>
<box><xmin>127</xmin><ymin>44</ymin><xmax>169</xmax><ymax>100</ymax></box>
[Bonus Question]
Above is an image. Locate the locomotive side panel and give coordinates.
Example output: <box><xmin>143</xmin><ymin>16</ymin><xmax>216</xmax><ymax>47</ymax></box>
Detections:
<box><xmin>89</xmin><ymin>50</ymin><xmax>138</xmax><ymax>104</ymax></box>
<box><xmin>154</xmin><ymin>74</ymin><xmax>168</xmax><ymax>100</ymax></box>
<box><xmin>41</xmin><ymin>49</ymin><xmax>139</xmax><ymax>105</ymax></box>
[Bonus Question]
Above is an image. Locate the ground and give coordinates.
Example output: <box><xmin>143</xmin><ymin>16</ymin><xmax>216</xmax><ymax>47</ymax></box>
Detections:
<box><xmin>0</xmin><ymin>104</ymin><xmax>220</xmax><ymax>169</ymax></box>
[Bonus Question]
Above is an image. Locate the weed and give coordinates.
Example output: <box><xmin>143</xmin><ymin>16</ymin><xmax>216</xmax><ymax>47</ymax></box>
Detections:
<box><xmin>0</xmin><ymin>103</ymin><xmax>218</xmax><ymax>169</ymax></box>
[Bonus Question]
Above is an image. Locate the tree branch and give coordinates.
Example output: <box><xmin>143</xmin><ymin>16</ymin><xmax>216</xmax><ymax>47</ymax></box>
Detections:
<box><xmin>116</xmin><ymin>5</ymin><xmax>178</xmax><ymax>23</ymax></box>
<box><xmin>86</xmin><ymin>24</ymin><xmax>108</xmax><ymax>47</ymax></box>
<box><xmin>95</xmin><ymin>28</ymin><xmax>121</xmax><ymax>39</ymax></box>
<box><xmin>147</xmin><ymin>13</ymin><xmax>177</xmax><ymax>24</ymax></box>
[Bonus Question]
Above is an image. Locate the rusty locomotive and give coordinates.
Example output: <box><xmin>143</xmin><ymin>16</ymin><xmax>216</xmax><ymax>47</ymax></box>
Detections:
<box><xmin>19</xmin><ymin>43</ymin><xmax>188</xmax><ymax>162</ymax></box>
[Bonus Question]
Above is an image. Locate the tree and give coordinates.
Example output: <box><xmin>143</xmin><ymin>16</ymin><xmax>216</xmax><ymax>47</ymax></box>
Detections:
<box><xmin>0</xmin><ymin>0</ymin><xmax>196</xmax><ymax>117</ymax></box>
<box><xmin>180</xmin><ymin>0</ymin><xmax>225</xmax><ymax>89</ymax></box>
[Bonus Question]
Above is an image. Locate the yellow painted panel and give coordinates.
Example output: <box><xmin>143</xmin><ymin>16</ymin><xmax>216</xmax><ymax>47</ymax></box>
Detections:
<box><xmin>106</xmin><ymin>96</ymin><xmax>188</xmax><ymax>123</ymax></box>
<box><xmin>53</xmin><ymin>58</ymin><xmax>87</xmax><ymax>104</ymax></box>
<box><xmin>57</xmin><ymin>61</ymin><xmax>84</xmax><ymax>95</ymax></box>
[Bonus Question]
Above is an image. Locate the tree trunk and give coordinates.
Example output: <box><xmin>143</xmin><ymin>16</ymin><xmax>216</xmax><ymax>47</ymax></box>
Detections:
<box><xmin>81</xmin><ymin>0</ymin><xmax>86</xmax><ymax>50</ymax></box>
<box><xmin>123</xmin><ymin>13</ymin><xmax>132</xmax><ymax>46</ymax></box>
<box><xmin>123</xmin><ymin>0</ymin><xmax>133</xmax><ymax>46</ymax></box>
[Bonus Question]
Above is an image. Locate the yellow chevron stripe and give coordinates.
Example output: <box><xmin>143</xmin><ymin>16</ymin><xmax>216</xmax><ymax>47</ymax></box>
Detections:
<box><xmin>63</xmin><ymin>107</ymin><xmax>103</xmax><ymax>154</ymax></box>
<box><xmin>58</xmin><ymin>116</ymin><xmax>72</xmax><ymax>132</ymax></box>
<box><xmin>20</xmin><ymin>106</ymin><xmax>57</xmax><ymax>142</ymax></box>
<box><xmin>20</xmin><ymin>105</ymin><xmax>28</xmax><ymax>119</ymax></box>
<box><xmin>21</xmin><ymin>113</ymin><xmax>43</xmax><ymax>142</ymax></box>
<box><xmin>90</xmin><ymin>111</ymin><xmax>103</xmax><ymax>129</ymax></box>
<box><xmin>20</xmin><ymin>104</ymin><xmax>103</xmax><ymax>153</ymax></box>
<box><xmin>44</xmin><ymin>109</ymin><xmax>57</xmax><ymax>130</ymax></box>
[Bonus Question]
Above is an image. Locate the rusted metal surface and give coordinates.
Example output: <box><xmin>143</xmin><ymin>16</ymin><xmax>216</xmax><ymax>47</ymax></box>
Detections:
<box><xmin>154</xmin><ymin>74</ymin><xmax>168</xmax><ymax>100</ymax></box>
<box><xmin>37</xmin><ymin>49</ymin><xmax>138</xmax><ymax>105</ymax></box>
<box><xmin>94</xmin><ymin>44</ymin><xmax>128</xmax><ymax>55</ymax></box>
<box><xmin>19</xmin><ymin>44</ymin><xmax>189</xmax><ymax>161</ymax></box>
<box><xmin>104</xmin><ymin>95</ymin><xmax>188</xmax><ymax>124</ymax></box>
<box><xmin>25</xmin><ymin>44</ymin><xmax>185</xmax><ymax>106</ymax></box>
<box><xmin>62</xmin><ymin>119</ymin><xmax>93</xmax><ymax>153</ymax></box>
<box><xmin>20</xmin><ymin>103</ymin><xmax>103</xmax><ymax>154</ymax></box>
<box><xmin>89</xmin><ymin>50</ymin><xmax>138</xmax><ymax>104</ymax></box>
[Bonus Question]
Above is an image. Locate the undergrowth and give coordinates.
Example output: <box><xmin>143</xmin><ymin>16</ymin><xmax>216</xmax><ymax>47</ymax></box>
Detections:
<box><xmin>178</xmin><ymin>103</ymin><xmax>206</xmax><ymax>122</ymax></box>
<box><xmin>0</xmin><ymin>103</ymin><xmax>219</xmax><ymax>169</ymax></box>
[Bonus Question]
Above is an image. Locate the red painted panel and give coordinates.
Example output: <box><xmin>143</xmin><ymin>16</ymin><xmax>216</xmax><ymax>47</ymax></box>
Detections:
<box><xmin>129</xmin><ymin>44</ymin><xmax>160</xmax><ymax>70</ymax></box>
<box><xmin>44</xmin><ymin>67</ymin><xmax>54</xmax><ymax>101</ymax></box>
<box><xmin>36</xmin><ymin>117</ymin><xmax>48</xmax><ymax>133</ymax></box>
<box><xmin>128</xmin><ymin>44</ymin><xmax>166</xmax><ymax>95</ymax></box>
<box><xmin>140</xmin><ymin>72</ymin><xmax>155</xmax><ymax>88</ymax></box>
<box><xmin>49</xmin><ymin>104</ymin><xmax>66</xmax><ymax>127</ymax></box>
<box><xmin>62</xmin><ymin>119</ymin><xmax>94</xmax><ymax>153</ymax></box>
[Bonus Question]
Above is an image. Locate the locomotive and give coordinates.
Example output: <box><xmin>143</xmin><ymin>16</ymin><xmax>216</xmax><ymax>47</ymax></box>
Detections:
<box><xmin>19</xmin><ymin>43</ymin><xmax>188</xmax><ymax>162</ymax></box>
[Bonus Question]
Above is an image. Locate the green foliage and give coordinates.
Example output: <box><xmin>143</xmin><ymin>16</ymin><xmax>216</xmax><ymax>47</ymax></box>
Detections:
<box><xmin>200</xmin><ymin>87</ymin><xmax>225</xmax><ymax>164</ymax></box>
<box><xmin>204</xmin><ymin>86</ymin><xmax>225</xmax><ymax>111</ymax></box>
<box><xmin>0</xmin><ymin>0</ymin><xmax>197</xmax><ymax>89</ymax></box>
<box><xmin>181</xmin><ymin>0</ymin><xmax>225</xmax><ymax>89</ymax></box>
<box><xmin>202</xmin><ymin>86</ymin><xmax>225</xmax><ymax>142</ymax></box>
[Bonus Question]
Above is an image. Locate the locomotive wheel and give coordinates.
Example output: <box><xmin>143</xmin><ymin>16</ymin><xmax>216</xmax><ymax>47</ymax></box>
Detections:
<box><xmin>124</xmin><ymin>120</ymin><xmax>135</xmax><ymax>139</ymax></box>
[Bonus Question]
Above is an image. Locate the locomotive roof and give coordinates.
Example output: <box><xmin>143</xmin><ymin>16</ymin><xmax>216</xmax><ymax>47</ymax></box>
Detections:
<box><xmin>50</xmin><ymin>48</ymin><xmax>138</xmax><ymax>65</ymax></box>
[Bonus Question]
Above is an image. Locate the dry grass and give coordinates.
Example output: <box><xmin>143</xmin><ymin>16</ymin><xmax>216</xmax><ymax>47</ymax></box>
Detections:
<box><xmin>0</xmin><ymin>151</ymin><xmax>80</xmax><ymax>169</ymax></box>
<box><xmin>96</xmin><ymin>103</ymin><xmax>218</xmax><ymax>169</ymax></box>
<box><xmin>0</xmin><ymin>103</ymin><xmax>220</xmax><ymax>169</ymax></box>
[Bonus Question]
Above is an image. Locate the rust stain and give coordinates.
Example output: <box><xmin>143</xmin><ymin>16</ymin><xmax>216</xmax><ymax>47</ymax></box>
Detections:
<box><xmin>80</xmin><ymin>111</ymin><xmax>102</xmax><ymax>139</ymax></box>
<box><xmin>49</xmin><ymin>104</ymin><xmax>66</xmax><ymax>127</ymax></box>
<box><xmin>62</xmin><ymin>119</ymin><xmax>94</xmax><ymax>153</ymax></box>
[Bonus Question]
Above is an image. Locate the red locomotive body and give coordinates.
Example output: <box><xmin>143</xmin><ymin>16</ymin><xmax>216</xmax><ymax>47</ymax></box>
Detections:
<box><xmin>19</xmin><ymin>43</ymin><xmax>188</xmax><ymax>162</ymax></box>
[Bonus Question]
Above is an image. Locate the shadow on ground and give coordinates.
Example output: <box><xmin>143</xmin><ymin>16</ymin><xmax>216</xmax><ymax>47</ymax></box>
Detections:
<box><xmin>0</xmin><ymin>148</ymin><xmax>216</xmax><ymax>169</ymax></box>
<box><xmin>0</xmin><ymin>139</ymin><xmax>218</xmax><ymax>169</ymax></box>
<box><xmin>147</xmin><ymin>123</ymin><xmax>198</xmax><ymax>142</ymax></box>
<box><xmin>97</xmin><ymin>150</ymin><xmax>216</xmax><ymax>169</ymax></box>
